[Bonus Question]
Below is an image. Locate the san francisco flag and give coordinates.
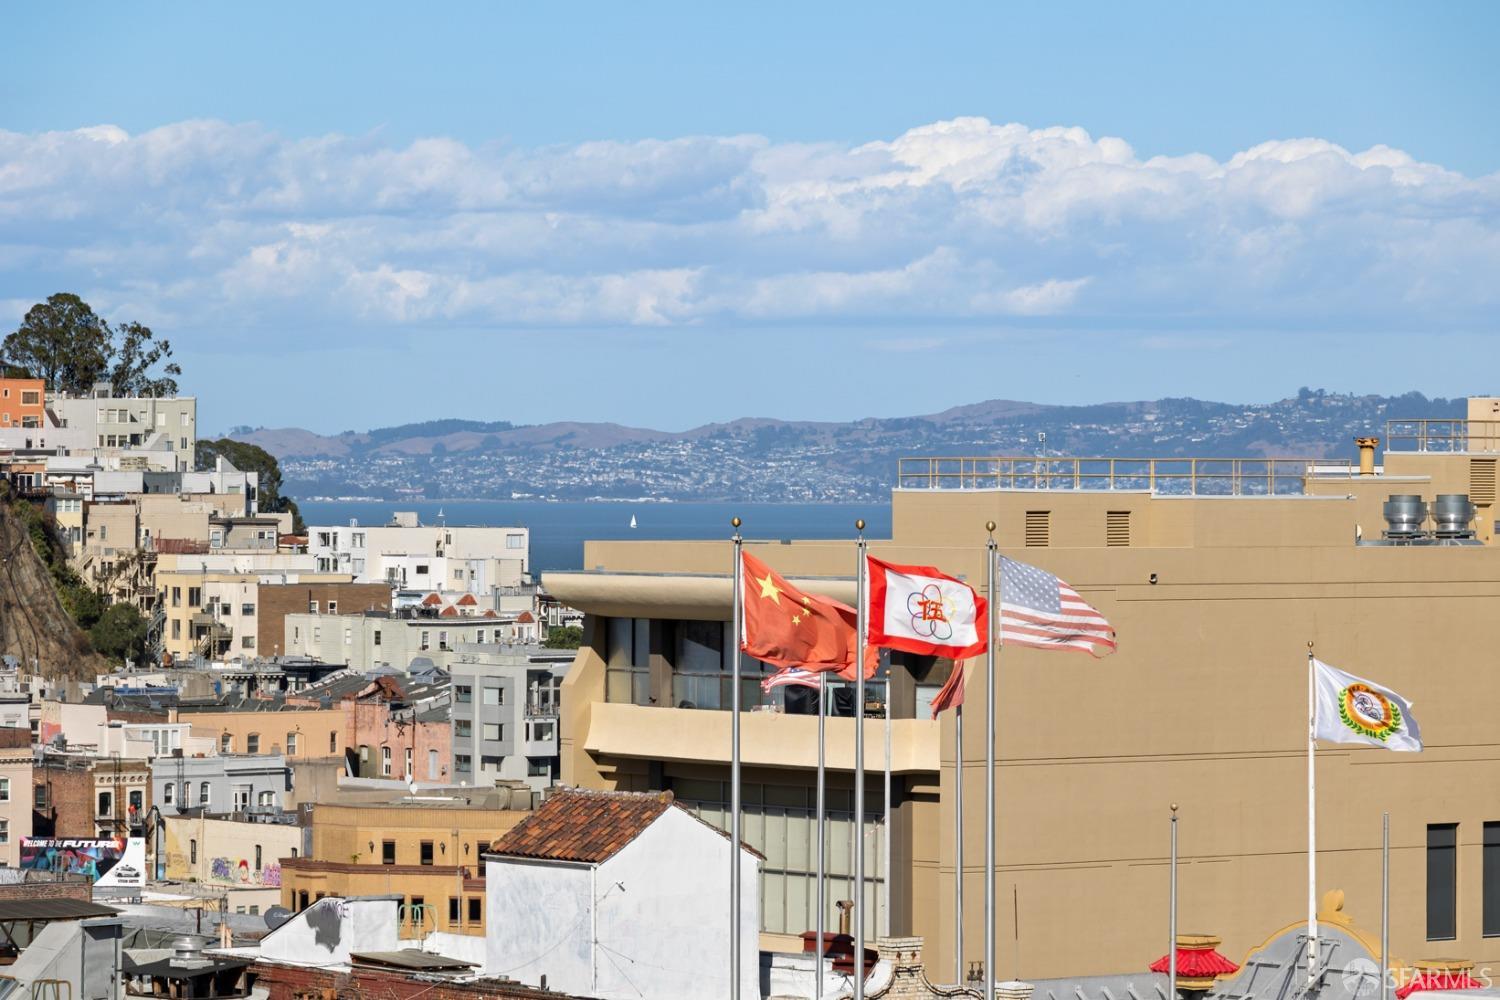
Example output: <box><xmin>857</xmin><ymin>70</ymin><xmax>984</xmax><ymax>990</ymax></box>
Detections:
<box><xmin>866</xmin><ymin>557</ymin><xmax>987</xmax><ymax>717</ymax></box>
<box><xmin>740</xmin><ymin>551</ymin><xmax>860</xmax><ymax>673</ymax></box>
<box><xmin>1313</xmin><ymin>659</ymin><xmax>1422</xmax><ymax>752</ymax></box>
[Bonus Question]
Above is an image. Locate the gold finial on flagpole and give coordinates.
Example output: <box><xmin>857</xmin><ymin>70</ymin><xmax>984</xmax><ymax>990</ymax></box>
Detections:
<box><xmin>986</xmin><ymin>520</ymin><xmax>996</xmax><ymax>534</ymax></box>
<box><xmin>1170</xmin><ymin>803</ymin><xmax>1179</xmax><ymax>813</ymax></box>
<box><xmin>855</xmin><ymin>518</ymin><xmax>865</xmax><ymax>531</ymax></box>
<box><xmin>731</xmin><ymin>516</ymin><xmax>741</xmax><ymax>529</ymax></box>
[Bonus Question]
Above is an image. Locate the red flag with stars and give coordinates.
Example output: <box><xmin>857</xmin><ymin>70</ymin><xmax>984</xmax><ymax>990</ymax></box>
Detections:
<box><xmin>740</xmin><ymin>551</ymin><xmax>868</xmax><ymax>675</ymax></box>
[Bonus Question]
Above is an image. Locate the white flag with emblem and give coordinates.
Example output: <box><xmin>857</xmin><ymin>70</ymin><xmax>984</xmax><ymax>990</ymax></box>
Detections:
<box><xmin>1312</xmin><ymin>659</ymin><xmax>1422</xmax><ymax>752</ymax></box>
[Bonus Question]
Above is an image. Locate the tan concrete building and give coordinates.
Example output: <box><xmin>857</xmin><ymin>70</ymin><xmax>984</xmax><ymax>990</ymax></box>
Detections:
<box><xmin>161</xmin><ymin>813</ymin><xmax>303</xmax><ymax>913</ymax></box>
<box><xmin>280</xmin><ymin>788</ymin><xmax>534</xmax><ymax>936</ymax></box>
<box><xmin>543</xmin><ymin>400</ymin><xmax>1500</xmax><ymax>984</ymax></box>
<box><xmin>0</xmin><ymin>747</ymin><xmax>33</xmax><ymax>867</ymax></box>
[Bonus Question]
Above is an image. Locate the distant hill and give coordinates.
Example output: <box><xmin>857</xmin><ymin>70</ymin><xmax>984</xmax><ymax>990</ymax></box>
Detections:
<box><xmin>229</xmin><ymin>389</ymin><xmax>1467</xmax><ymax>502</ymax></box>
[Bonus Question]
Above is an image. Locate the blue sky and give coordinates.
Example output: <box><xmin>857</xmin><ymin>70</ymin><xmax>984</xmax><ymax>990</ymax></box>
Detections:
<box><xmin>3</xmin><ymin>2</ymin><xmax>1498</xmax><ymax>433</ymax></box>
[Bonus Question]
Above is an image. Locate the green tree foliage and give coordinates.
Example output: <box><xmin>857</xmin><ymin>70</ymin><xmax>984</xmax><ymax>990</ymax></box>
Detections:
<box><xmin>195</xmin><ymin>438</ymin><xmax>305</xmax><ymax>532</ymax></box>
<box><xmin>89</xmin><ymin>602</ymin><xmax>148</xmax><ymax>663</ymax></box>
<box><xmin>543</xmin><ymin>625</ymin><xmax>583</xmax><ymax>649</ymax></box>
<box><xmin>2</xmin><ymin>293</ymin><xmax>180</xmax><ymax>395</ymax></box>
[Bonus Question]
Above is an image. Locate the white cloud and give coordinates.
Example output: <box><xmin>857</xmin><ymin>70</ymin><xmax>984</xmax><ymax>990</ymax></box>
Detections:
<box><xmin>0</xmin><ymin>117</ymin><xmax>1496</xmax><ymax>339</ymax></box>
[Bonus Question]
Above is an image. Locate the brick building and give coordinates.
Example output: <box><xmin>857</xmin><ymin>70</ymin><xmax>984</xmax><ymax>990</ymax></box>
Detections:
<box><xmin>257</xmin><ymin>582</ymin><xmax>392</xmax><ymax>656</ymax></box>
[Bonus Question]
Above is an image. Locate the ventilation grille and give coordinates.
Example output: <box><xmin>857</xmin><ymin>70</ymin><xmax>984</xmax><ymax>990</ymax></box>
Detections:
<box><xmin>1106</xmin><ymin>511</ymin><xmax>1131</xmax><ymax>547</ymax></box>
<box><xmin>1472</xmin><ymin>459</ymin><xmax>1497</xmax><ymax>505</ymax></box>
<box><xmin>1024</xmin><ymin>511</ymin><xmax>1051</xmax><ymax>548</ymax></box>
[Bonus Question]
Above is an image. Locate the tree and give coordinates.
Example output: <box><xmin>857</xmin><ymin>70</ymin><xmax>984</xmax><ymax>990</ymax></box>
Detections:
<box><xmin>109</xmin><ymin>321</ymin><xmax>181</xmax><ymax>396</ymax></box>
<box><xmin>89</xmin><ymin>602</ymin><xmax>148</xmax><ymax>664</ymax></box>
<box><xmin>195</xmin><ymin>438</ymin><xmax>305</xmax><ymax>532</ymax></box>
<box><xmin>2</xmin><ymin>293</ymin><xmax>184</xmax><ymax>396</ymax></box>
<box><xmin>2</xmin><ymin>294</ymin><xmax>111</xmax><ymax>392</ymax></box>
<box><xmin>543</xmin><ymin>625</ymin><xmax>583</xmax><ymax>649</ymax></box>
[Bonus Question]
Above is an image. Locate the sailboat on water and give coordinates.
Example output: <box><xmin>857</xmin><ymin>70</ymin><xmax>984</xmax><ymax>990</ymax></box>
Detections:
<box><xmin>629</xmin><ymin>514</ymin><xmax>637</xmax><ymax>529</ymax></box>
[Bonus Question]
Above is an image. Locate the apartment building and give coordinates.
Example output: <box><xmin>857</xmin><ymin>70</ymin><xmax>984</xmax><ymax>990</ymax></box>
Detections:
<box><xmin>159</xmin><ymin>812</ymin><xmax>303</xmax><ymax>913</ymax></box>
<box><xmin>256</xmin><ymin>582</ymin><xmax>392</xmax><ymax>656</ymax></box>
<box><xmin>307</xmin><ymin>513</ymin><xmax>529</xmax><ymax>591</ymax></box>
<box><xmin>0</xmin><ymin>377</ymin><xmax>45</xmax><ymax>432</ymax></box>
<box><xmin>282</xmin><ymin>610</ymin><xmax>512</xmax><ymax>669</ymax></box>
<box><xmin>279</xmin><ymin>785</ymin><xmax>535</xmax><ymax>936</ymax></box>
<box><xmin>150</xmin><ymin>752</ymin><xmax>291</xmax><ymax>817</ymax></box>
<box><xmin>176</xmin><ymin>702</ymin><xmax>346</xmax><ymax>763</ymax></box>
<box><xmin>48</xmin><ymin>386</ymin><xmax>197</xmax><ymax>470</ymax></box>
<box><xmin>0</xmin><ymin>740</ymin><xmax>33</xmax><ymax>866</ymax></box>
<box><xmin>442</xmin><ymin>645</ymin><xmax>568</xmax><ymax>791</ymax></box>
<box><xmin>155</xmin><ymin>551</ymin><xmax>352</xmax><ymax>661</ymax></box>
<box><xmin>541</xmin><ymin>397</ymin><xmax>1500</xmax><ymax>983</ymax></box>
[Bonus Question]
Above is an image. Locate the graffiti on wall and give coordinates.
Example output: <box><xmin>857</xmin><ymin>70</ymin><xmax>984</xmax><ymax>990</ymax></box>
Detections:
<box><xmin>206</xmin><ymin>857</ymin><xmax>281</xmax><ymax>886</ymax></box>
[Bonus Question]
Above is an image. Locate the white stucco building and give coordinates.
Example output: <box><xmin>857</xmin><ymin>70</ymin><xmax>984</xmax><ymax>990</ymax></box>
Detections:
<box><xmin>48</xmin><ymin>386</ymin><xmax>198</xmax><ymax>471</ymax></box>
<box><xmin>307</xmin><ymin>513</ymin><xmax>529</xmax><ymax>592</ymax></box>
<box><xmin>484</xmin><ymin>787</ymin><xmax>761</xmax><ymax>1000</ymax></box>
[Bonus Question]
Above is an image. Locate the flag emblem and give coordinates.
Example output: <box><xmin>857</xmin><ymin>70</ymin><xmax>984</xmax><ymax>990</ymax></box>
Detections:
<box><xmin>908</xmin><ymin>585</ymin><xmax>955</xmax><ymax>640</ymax></box>
<box><xmin>1339</xmin><ymin>683</ymin><xmax>1403</xmax><ymax>741</ymax></box>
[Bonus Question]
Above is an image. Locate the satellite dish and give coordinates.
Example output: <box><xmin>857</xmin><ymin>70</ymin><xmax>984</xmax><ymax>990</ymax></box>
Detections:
<box><xmin>263</xmin><ymin>906</ymin><xmax>292</xmax><ymax>931</ymax></box>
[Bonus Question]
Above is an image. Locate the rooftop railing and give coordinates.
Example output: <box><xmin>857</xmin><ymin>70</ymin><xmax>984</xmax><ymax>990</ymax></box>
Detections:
<box><xmin>896</xmin><ymin>456</ymin><xmax>1352</xmax><ymax>495</ymax></box>
<box><xmin>1385</xmin><ymin>419</ymin><xmax>1500</xmax><ymax>453</ymax></box>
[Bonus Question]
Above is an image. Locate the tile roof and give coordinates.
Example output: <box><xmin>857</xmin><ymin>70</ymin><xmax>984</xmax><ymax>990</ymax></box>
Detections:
<box><xmin>456</xmin><ymin>594</ymin><xmax>478</xmax><ymax>606</ymax></box>
<box><xmin>421</xmin><ymin>593</ymin><xmax>443</xmax><ymax>607</ymax></box>
<box><xmin>488</xmin><ymin>788</ymin><xmax>676</xmax><ymax>864</ymax></box>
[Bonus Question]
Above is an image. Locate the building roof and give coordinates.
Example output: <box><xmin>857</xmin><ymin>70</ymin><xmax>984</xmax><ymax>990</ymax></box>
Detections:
<box><xmin>516</xmin><ymin>610</ymin><xmax>535</xmax><ymax>623</ymax></box>
<box><xmin>489</xmin><ymin>788</ymin><xmax>674</xmax><ymax>864</ymax></box>
<box><xmin>0</xmin><ymin>898</ymin><xmax>120</xmax><ymax>921</ymax></box>
<box><xmin>456</xmin><ymin>594</ymin><xmax>477</xmax><ymax>606</ymax></box>
<box><xmin>351</xmin><ymin>950</ymin><xmax>476</xmax><ymax>972</ymax></box>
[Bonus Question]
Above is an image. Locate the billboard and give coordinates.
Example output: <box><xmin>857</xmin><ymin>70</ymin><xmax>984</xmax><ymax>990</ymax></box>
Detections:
<box><xmin>19</xmin><ymin>838</ymin><xmax>146</xmax><ymax>887</ymax></box>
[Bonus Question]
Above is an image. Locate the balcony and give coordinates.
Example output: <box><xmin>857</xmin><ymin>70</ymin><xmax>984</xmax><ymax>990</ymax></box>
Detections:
<box><xmin>524</xmin><ymin>700</ymin><xmax>559</xmax><ymax>719</ymax></box>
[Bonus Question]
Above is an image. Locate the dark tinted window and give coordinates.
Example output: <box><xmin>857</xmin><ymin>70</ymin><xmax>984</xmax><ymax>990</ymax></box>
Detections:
<box><xmin>1428</xmin><ymin>823</ymin><xmax>1458</xmax><ymax>940</ymax></box>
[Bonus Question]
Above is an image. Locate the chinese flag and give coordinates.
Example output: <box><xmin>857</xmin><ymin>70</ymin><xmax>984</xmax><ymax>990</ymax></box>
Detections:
<box><xmin>741</xmin><ymin>551</ymin><xmax>869</xmax><ymax>675</ymax></box>
<box><xmin>928</xmin><ymin>661</ymin><xmax>965</xmax><ymax>718</ymax></box>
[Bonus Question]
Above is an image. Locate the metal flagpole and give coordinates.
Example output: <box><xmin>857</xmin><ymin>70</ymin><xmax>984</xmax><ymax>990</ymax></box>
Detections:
<box><xmin>985</xmin><ymin>524</ymin><xmax>998</xmax><ymax>1000</ymax></box>
<box><xmin>954</xmin><ymin>700</ymin><xmax>964</xmax><ymax>986</ymax></box>
<box><xmin>884</xmin><ymin>652</ymin><xmax>893</xmax><ymax>938</ymax></box>
<box><xmin>1381</xmin><ymin>812</ymin><xmax>1390</xmax><ymax>1000</ymax></box>
<box><xmin>1307</xmin><ymin>642</ymin><xmax>1318</xmax><ymax>988</ymax></box>
<box><xmin>816</xmin><ymin>670</ymin><xmax>827</xmax><ymax>1000</ymax></box>
<box><xmin>730</xmin><ymin>517</ymin><xmax>744</xmax><ymax>1000</ymax></box>
<box><xmin>854</xmin><ymin>521</ymin><xmax>868</xmax><ymax>1000</ymax></box>
<box><xmin>1169</xmin><ymin>804</ymin><xmax>1179</xmax><ymax>1000</ymax></box>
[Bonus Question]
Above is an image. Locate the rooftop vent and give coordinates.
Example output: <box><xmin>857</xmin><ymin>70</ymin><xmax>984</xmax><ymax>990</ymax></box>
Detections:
<box><xmin>1382</xmin><ymin>495</ymin><xmax>1428</xmax><ymax>539</ymax></box>
<box><xmin>1433</xmin><ymin>494</ymin><xmax>1476</xmax><ymax>539</ymax></box>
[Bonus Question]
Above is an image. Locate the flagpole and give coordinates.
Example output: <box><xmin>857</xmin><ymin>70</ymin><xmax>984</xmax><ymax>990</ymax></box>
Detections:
<box><xmin>985</xmin><ymin>524</ymin><xmax>998</xmax><ymax>1000</ymax></box>
<box><xmin>954</xmin><ymin>699</ymin><xmax>965</xmax><ymax>986</ymax></box>
<box><xmin>1169</xmin><ymin>803</ymin><xmax>1178</xmax><ymax>1000</ymax></box>
<box><xmin>816</xmin><ymin>669</ymin><xmax>827</xmax><ymax>1000</ymax></box>
<box><xmin>731</xmin><ymin>517</ymin><xmax>744</xmax><ymax>1000</ymax></box>
<box><xmin>854</xmin><ymin>520</ymin><xmax>868</xmax><ymax>1000</ymax></box>
<box><xmin>1381</xmin><ymin>811</ymin><xmax>1390</xmax><ymax>1000</ymax></box>
<box><xmin>1307</xmin><ymin>642</ymin><xmax>1317</xmax><ymax>988</ymax></box>
<box><xmin>884</xmin><ymin>652</ymin><xmax>892</xmax><ymax>938</ymax></box>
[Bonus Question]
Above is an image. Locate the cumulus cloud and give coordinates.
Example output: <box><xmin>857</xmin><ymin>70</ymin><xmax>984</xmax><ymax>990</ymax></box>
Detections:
<box><xmin>0</xmin><ymin>116</ymin><xmax>1497</xmax><ymax>338</ymax></box>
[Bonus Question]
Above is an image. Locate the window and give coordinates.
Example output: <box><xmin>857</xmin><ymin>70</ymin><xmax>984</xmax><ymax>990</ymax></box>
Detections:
<box><xmin>507</xmin><ymin>534</ymin><xmax>524</xmax><ymax>550</ymax></box>
<box><xmin>241</xmin><ymin>636</ymin><xmax>255</xmax><ymax>649</ymax></box>
<box><xmin>97</xmin><ymin>791</ymin><xmax>112</xmax><ymax>817</ymax></box>
<box><xmin>606</xmin><ymin>617</ymin><xmax>651</xmax><ymax>707</ymax></box>
<box><xmin>0</xmin><ymin>819</ymin><xmax>9</xmax><ymax>844</ymax></box>
<box><xmin>34</xmin><ymin>785</ymin><xmax>46</xmax><ymax>810</ymax></box>
<box><xmin>456</xmin><ymin>685</ymin><xmax>472</xmax><ymax>704</ymax></box>
<box><xmin>467</xmin><ymin>897</ymin><xmax>482</xmax><ymax>922</ymax></box>
<box><xmin>0</xmin><ymin>778</ymin><xmax>9</xmax><ymax>801</ymax></box>
<box><xmin>382</xmin><ymin>746</ymin><xmax>392</xmax><ymax>776</ymax></box>
<box><xmin>309</xmin><ymin>600</ymin><xmax>319</xmax><ymax>613</ymax></box>
<box><xmin>528</xmin><ymin>758</ymin><xmax>551</xmax><ymax>777</ymax></box>
<box><xmin>1483</xmin><ymin>822</ymin><xmax>1500</xmax><ymax>937</ymax></box>
<box><xmin>286</xmin><ymin>732</ymin><xmax>298</xmax><ymax>755</ymax></box>
<box><xmin>439</xmin><ymin>630</ymin><xmax>449</xmax><ymax>650</ymax></box>
<box><xmin>258</xmin><ymin>790</ymin><xmax>274</xmax><ymax>808</ymax></box>
<box><xmin>419</xmin><ymin>841</ymin><xmax>434</xmax><ymax>865</ymax></box>
<box><xmin>164</xmin><ymin>782</ymin><xmax>174</xmax><ymax>804</ymax></box>
<box><xmin>328</xmin><ymin>600</ymin><xmax>337</xmax><ymax>614</ymax></box>
<box><xmin>483</xmin><ymin>723</ymin><xmax>503</xmax><ymax>742</ymax></box>
<box><xmin>416</xmin><ymin>564</ymin><xmax>429</xmax><ymax>575</ymax></box>
<box><xmin>20</xmin><ymin>391</ymin><xmax>38</xmax><ymax>405</ymax></box>
<box><xmin>298</xmin><ymin>890</ymin><xmax>309</xmax><ymax>911</ymax></box>
<box><xmin>242</xmin><ymin>603</ymin><xmax>255</xmax><ymax>616</ymax></box>
<box><xmin>448</xmin><ymin>897</ymin><xmax>460</xmax><ymax>922</ymax></box>
<box><xmin>255</xmin><ymin>845</ymin><xmax>263</xmax><ymax>870</ymax></box>
<box><xmin>483</xmin><ymin>686</ymin><xmax>503</xmax><ymax>706</ymax></box>
<box><xmin>221</xmin><ymin>733</ymin><xmax>233</xmax><ymax>753</ymax></box>
<box><xmin>373</xmin><ymin>629</ymin><xmax>382</xmax><ymax>647</ymax></box>
<box><xmin>674</xmin><ymin>619</ymin><xmax>731</xmax><ymax>709</ymax></box>
<box><xmin>405</xmin><ymin>747</ymin><xmax>413</xmax><ymax>777</ymax></box>
<box><xmin>171</xmin><ymin>586</ymin><xmax>181</xmax><ymax>607</ymax></box>
<box><xmin>246</xmin><ymin>733</ymin><xmax>260</xmax><ymax>754</ymax></box>
<box><xmin>234</xmin><ymin>785</ymin><xmax>251</xmax><ymax>811</ymax></box>
<box><xmin>428</xmin><ymin>749</ymin><xmax>439</xmax><ymax>779</ymax></box>
<box><xmin>199</xmin><ymin>782</ymin><xmax>210</xmax><ymax>805</ymax></box>
<box><xmin>455</xmin><ymin>754</ymin><xmax>472</xmax><ymax>774</ymax></box>
<box><xmin>455</xmin><ymin>720</ymin><xmax>472</xmax><ymax>738</ymax></box>
<box><xmin>1428</xmin><ymin>823</ymin><xmax>1458</xmax><ymax>940</ymax></box>
<box><xmin>190</xmin><ymin>839</ymin><xmax>197</xmax><ymax>864</ymax></box>
<box><xmin>329</xmin><ymin>731</ymin><xmax>338</xmax><ymax>753</ymax></box>
<box><xmin>420</xmin><ymin>631</ymin><xmax>430</xmax><ymax>651</ymax></box>
<box><xmin>476</xmin><ymin>629</ymin><xmax>487</xmax><ymax>645</ymax></box>
<box><xmin>129</xmin><ymin>789</ymin><xmax>142</xmax><ymax>813</ymax></box>
<box><xmin>344</xmin><ymin>628</ymin><xmax>351</xmax><ymax>646</ymax></box>
<box><xmin>188</xmin><ymin>586</ymin><xmax>202</xmax><ymax>606</ymax></box>
<box><xmin>382</xmin><ymin>840</ymin><xmax>396</xmax><ymax>865</ymax></box>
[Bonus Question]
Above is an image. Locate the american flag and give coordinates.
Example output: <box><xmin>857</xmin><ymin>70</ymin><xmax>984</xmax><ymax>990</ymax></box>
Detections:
<box><xmin>998</xmin><ymin>556</ymin><xmax>1117</xmax><ymax>656</ymax></box>
<box><xmin>760</xmin><ymin>667</ymin><xmax>823</xmax><ymax>692</ymax></box>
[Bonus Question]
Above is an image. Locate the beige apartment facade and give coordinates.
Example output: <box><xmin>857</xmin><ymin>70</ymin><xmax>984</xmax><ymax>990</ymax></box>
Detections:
<box><xmin>545</xmin><ymin>401</ymin><xmax>1500</xmax><ymax>984</ymax></box>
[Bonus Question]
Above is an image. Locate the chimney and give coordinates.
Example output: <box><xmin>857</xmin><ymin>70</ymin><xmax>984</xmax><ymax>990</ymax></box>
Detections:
<box><xmin>836</xmin><ymin>899</ymin><xmax>854</xmax><ymax>936</ymax></box>
<box><xmin>1355</xmin><ymin>436</ymin><xmax>1380</xmax><ymax>476</ymax></box>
